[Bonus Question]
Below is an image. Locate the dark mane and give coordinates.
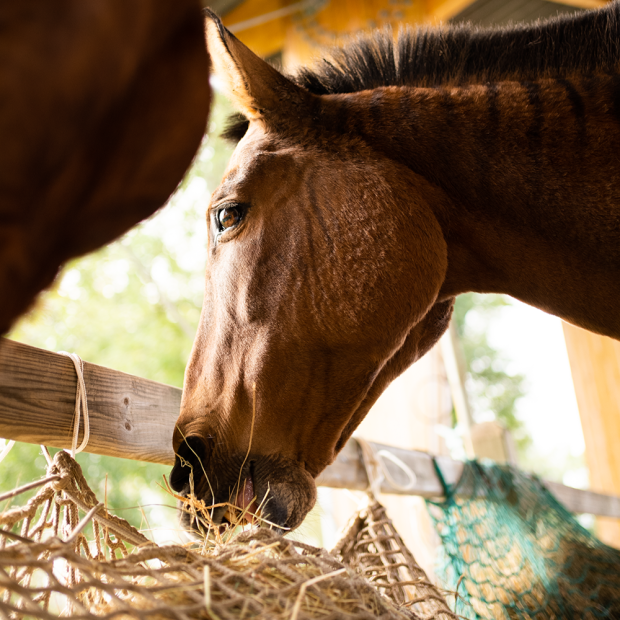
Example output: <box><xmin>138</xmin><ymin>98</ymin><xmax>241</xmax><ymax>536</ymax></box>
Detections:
<box><xmin>222</xmin><ymin>1</ymin><xmax>620</xmax><ymax>143</ymax></box>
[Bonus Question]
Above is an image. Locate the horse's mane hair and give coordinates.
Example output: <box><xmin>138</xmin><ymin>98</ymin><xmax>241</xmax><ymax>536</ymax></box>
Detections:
<box><xmin>223</xmin><ymin>0</ymin><xmax>620</xmax><ymax>143</ymax></box>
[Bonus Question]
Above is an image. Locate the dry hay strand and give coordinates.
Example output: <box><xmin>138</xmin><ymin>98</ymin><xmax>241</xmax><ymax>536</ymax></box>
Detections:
<box><xmin>93</xmin><ymin>528</ymin><xmax>420</xmax><ymax>620</ymax></box>
<box><xmin>0</xmin><ymin>450</ymin><xmax>431</xmax><ymax>620</ymax></box>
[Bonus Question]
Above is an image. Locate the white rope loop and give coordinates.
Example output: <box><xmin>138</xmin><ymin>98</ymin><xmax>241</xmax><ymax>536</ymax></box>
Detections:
<box><xmin>58</xmin><ymin>352</ymin><xmax>90</xmax><ymax>457</ymax></box>
<box><xmin>0</xmin><ymin>440</ymin><xmax>15</xmax><ymax>465</ymax></box>
<box><xmin>356</xmin><ymin>437</ymin><xmax>417</xmax><ymax>499</ymax></box>
<box><xmin>376</xmin><ymin>449</ymin><xmax>417</xmax><ymax>492</ymax></box>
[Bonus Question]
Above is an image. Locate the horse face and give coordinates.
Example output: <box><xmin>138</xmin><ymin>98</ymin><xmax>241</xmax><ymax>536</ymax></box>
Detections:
<box><xmin>170</xmin><ymin>13</ymin><xmax>452</xmax><ymax>532</ymax></box>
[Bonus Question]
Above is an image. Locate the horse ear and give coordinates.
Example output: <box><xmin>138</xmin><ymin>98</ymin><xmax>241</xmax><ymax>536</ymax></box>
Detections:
<box><xmin>204</xmin><ymin>9</ymin><xmax>310</xmax><ymax>121</ymax></box>
<box><xmin>170</xmin><ymin>435</ymin><xmax>208</xmax><ymax>493</ymax></box>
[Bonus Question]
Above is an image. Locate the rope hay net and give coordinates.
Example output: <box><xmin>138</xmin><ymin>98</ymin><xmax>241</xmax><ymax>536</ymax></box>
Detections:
<box><xmin>427</xmin><ymin>460</ymin><xmax>620</xmax><ymax>620</ymax></box>
<box><xmin>0</xmin><ymin>449</ymin><xmax>453</xmax><ymax>620</ymax></box>
<box><xmin>331</xmin><ymin>499</ymin><xmax>457</xmax><ymax>620</ymax></box>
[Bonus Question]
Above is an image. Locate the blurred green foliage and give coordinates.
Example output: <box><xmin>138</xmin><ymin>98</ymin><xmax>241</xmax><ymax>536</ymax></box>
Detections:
<box><xmin>453</xmin><ymin>293</ymin><xmax>528</xmax><ymax>453</ymax></box>
<box><xmin>2</xmin><ymin>94</ymin><xmax>235</xmax><ymax>538</ymax></box>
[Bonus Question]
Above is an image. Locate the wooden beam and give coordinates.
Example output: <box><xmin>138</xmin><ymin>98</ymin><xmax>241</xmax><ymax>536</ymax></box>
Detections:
<box><xmin>425</xmin><ymin>0</ymin><xmax>479</xmax><ymax>23</ymax></box>
<box><xmin>545</xmin><ymin>0</ymin><xmax>608</xmax><ymax>10</ymax></box>
<box><xmin>2</xmin><ymin>338</ymin><xmax>620</xmax><ymax>518</ymax></box>
<box><xmin>221</xmin><ymin>0</ymin><xmax>287</xmax><ymax>58</ymax></box>
<box><xmin>316</xmin><ymin>440</ymin><xmax>620</xmax><ymax>518</ymax></box>
<box><xmin>546</xmin><ymin>480</ymin><xmax>620</xmax><ymax>520</ymax></box>
<box><xmin>563</xmin><ymin>322</ymin><xmax>620</xmax><ymax>547</ymax></box>
<box><xmin>316</xmin><ymin>440</ymin><xmax>465</xmax><ymax>497</ymax></box>
<box><xmin>0</xmin><ymin>338</ymin><xmax>180</xmax><ymax>465</ymax></box>
<box><xmin>440</xmin><ymin>321</ymin><xmax>475</xmax><ymax>458</ymax></box>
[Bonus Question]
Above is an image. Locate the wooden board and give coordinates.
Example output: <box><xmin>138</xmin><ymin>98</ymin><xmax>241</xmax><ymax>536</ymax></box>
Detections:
<box><xmin>563</xmin><ymin>322</ymin><xmax>620</xmax><ymax>546</ymax></box>
<box><xmin>316</xmin><ymin>440</ymin><xmax>464</xmax><ymax>497</ymax></box>
<box><xmin>0</xmin><ymin>338</ymin><xmax>180</xmax><ymax>464</ymax></box>
<box><xmin>2</xmin><ymin>338</ymin><xmax>620</xmax><ymax>519</ymax></box>
<box><xmin>546</xmin><ymin>480</ymin><xmax>620</xmax><ymax>520</ymax></box>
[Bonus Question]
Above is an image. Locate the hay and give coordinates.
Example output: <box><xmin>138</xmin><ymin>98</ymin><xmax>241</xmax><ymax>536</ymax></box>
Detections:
<box><xmin>0</xmin><ymin>450</ymin><xmax>453</xmax><ymax>620</ymax></box>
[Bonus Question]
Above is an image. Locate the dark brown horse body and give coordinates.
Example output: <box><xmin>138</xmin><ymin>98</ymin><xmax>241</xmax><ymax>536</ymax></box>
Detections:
<box><xmin>0</xmin><ymin>1</ymin><xmax>210</xmax><ymax>335</ymax></box>
<box><xmin>172</xmin><ymin>4</ymin><xmax>620</xmax><ymax>531</ymax></box>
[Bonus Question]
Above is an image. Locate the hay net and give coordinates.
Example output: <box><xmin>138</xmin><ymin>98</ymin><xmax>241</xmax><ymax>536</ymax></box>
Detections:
<box><xmin>427</xmin><ymin>460</ymin><xmax>620</xmax><ymax>620</ymax></box>
<box><xmin>0</xmin><ymin>449</ymin><xmax>453</xmax><ymax>620</ymax></box>
<box><xmin>331</xmin><ymin>499</ymin><xmax>457</xmax><ymax>620</ymax></box>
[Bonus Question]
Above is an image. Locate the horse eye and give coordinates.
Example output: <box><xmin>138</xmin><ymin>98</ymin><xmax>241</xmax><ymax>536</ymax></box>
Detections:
<box><xmin>217</xmin><ymin>206</ymin><xmax>243</xmax><ymax>232</ymax></box>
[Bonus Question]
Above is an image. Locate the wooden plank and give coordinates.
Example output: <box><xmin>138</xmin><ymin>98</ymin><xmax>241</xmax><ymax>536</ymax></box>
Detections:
<box><xmin>315</xmin><ymin>440</ymin><xmax>620</xmax><ymax>519</ymax></box>
<box><xmin>563</xmin><ymin>322</ymin><xmax>620</xmax><ymax>547</ymax></box>
<box><xmin>3</xmin><ymin>338</ymin><xmax>620</xmax><ymax>519</ymax></box>
<box><xmin>221</xmin><ymin>0</ymin><xmax>287</xmax><ymax>58</ymax></box>
<box><xmin>426</xmin><ymin>0</ymin><xmax>480</xmax><ymax>22</ymax></box>
<box><xmin>546</xmin><ymin>481</ymin><xmax>620</xmax><ymax>519</ymax></box>
<box><xmin>0</xmin><ymin>338</ymin><xmax>180</xmax><ymax>465</ymax></box>
<box><xmin>316</xmin><ymin>441</ymin><xmax>464</xmax><ymax>497</ymax></box>
<box><xmin>545</xmin><ymin>0</ymin><xmax>608</xmax><ymax>9</ymax></box>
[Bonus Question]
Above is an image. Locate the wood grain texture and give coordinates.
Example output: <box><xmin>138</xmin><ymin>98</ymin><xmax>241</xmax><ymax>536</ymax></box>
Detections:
<box><xmin>2</xmin><ymin>338</ymin><xmax>620</xmax><ymax>518</ymax></box>
<box><xmin>546</xmin><ymin>0</ymin><xmax>609</xmax><ymax>9</ymax></box>
<box><xmin>222</xmin><ymin>0</ymin><xmax>286</xmax><ymax>58</ymax></box>
<box><xmin>546</xmin><ymin>481</ymin><xmax>620</xmax><ymax>520</ymax></box>
<box><xmin>563</xmin><ymin>322</ymin><xmax>620</xmax><ymax>545</ymax></box>
<box><xmin>0</xmin><ymin>338</ymin><xmax>181</xmax><ymax>464</ymax></box>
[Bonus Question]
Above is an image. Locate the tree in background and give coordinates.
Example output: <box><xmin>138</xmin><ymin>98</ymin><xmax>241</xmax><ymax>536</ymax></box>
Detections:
<box><xmin>453</xmin><ymin>293</ymin><xmax>529</xmax><ymax>455</ymax></box>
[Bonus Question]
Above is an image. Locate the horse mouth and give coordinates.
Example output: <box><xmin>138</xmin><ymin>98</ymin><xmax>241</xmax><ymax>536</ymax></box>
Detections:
<box><xmin>170</xmin><ymin>439</ymin><xmax>318</xmax><ymax>536</ymax></box>
<box><xmin>180</xmin><ymin>463</ymin><xmax>273</xmax><ymax>536</ymax></box>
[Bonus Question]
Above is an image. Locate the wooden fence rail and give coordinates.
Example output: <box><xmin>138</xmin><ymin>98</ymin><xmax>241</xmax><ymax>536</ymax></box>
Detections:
<box><xmin>2</xmin><ymin>338</ymin><xmax>620</xmax><ymax>519</ymax></box>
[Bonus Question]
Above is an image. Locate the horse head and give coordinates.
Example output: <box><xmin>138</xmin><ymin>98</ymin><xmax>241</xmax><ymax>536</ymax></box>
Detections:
<box><xmin>171</xmin><ymin>12</ymin><xmax>453</xmax><ymax>532</ymax></box>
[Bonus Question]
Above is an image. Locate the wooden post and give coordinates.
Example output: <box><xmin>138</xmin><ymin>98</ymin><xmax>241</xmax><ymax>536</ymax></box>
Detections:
<box><xmin>440</xmin><ymin>320</ymin><xmax>517</xmax><ymax>464</ymax></box>
<box><xmin>562</xmin><ymin>323</ymin><xmax>620</xmax><ymax>547</ymax></box>
<box><xmin>440</xmin><ymin>321</ymin><xmax>475</xmax><ymax>458</ymax></box>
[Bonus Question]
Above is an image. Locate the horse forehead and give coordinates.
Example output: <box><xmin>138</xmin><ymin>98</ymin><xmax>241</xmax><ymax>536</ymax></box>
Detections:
<box><xmin>219</xmin><ymin>144</ymin><xmax>307</xmax><ymax>193</ymax></box>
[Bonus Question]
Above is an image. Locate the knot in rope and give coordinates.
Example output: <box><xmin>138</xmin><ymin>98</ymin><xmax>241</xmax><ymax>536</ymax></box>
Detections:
<box><xmin>50</xmin><ymin>475</ymin><xmax>70</xmax><ymax>493</ymax></box>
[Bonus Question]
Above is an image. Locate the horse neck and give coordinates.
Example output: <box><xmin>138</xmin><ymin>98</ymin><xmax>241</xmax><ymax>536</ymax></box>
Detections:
<box><xmin>336</xmin><ymin>74</ymin><xmax>620</xmax><ymax>337</ymax></box>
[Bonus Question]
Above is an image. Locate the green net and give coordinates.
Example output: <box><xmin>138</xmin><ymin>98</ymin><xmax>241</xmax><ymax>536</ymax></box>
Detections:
<box><xmin>427</xmin><ymin>460</ymin><xmax>620</xmax><ymax>619</ymax></box>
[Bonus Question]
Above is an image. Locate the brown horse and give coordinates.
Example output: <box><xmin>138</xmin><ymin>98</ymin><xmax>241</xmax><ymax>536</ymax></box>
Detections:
<box><xmin>0</xmin><ymin>1</ymin><xmax>209</xmax><ymax>336</ymax></box>
<box><xmin>172</xmin><ymin>4</ymin><xmax>620</xmax><ymax>532</ymax></box>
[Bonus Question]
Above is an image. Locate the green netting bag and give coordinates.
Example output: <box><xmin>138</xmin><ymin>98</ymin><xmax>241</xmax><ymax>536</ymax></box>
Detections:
<box><xmin>427</xmin><ymin>460</ymin><xmax>620</xmax><ymax>619</ymax></box>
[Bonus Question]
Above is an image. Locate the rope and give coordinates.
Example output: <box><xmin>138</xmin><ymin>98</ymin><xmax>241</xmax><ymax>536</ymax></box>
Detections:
<box><xmin>355</xmin><ymin>437</ymin><xmax>417</xmax><ymax>499</ymax></box>
<box><xmin>377</xmin><ymin>448</ymin><xmax>417</xmax><ymax>492</ymax></box>
<box><xmin>0</xmin><ymin>440</ymin><xmax>15</xmax><ymax>465</ymax></box>
<box><xmin>1</xmin><ymin>351</ymin><xmax>90</xmax><ymax>465</ymax></box>
<box><xmin>58</xmin><ymin>352</ymin><xmax>90</xmax><ymax>457</ymax></box>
